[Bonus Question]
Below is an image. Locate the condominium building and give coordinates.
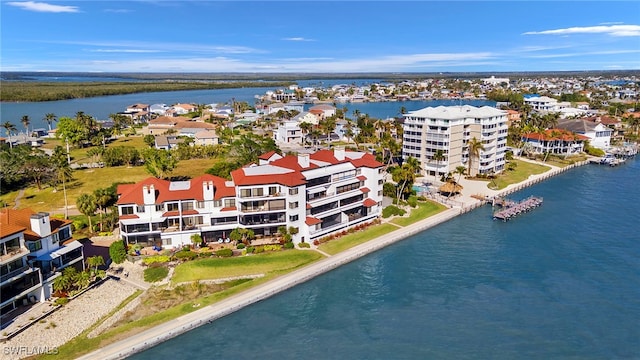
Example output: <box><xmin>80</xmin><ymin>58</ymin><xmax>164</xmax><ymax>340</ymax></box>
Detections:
<box><xmin>116</xmin><ymin>147</ymin><xmax>384</xmax><ymax>248</ymax></box>
<box><xmin>1</xmin><ymin>209</ymin><xmax>84</xmax><ymax>315</ymax></box>
<box><xmin>402</xmin><ymin>105</ymin><xmax>508</xmax><ymax>177</ymax></box>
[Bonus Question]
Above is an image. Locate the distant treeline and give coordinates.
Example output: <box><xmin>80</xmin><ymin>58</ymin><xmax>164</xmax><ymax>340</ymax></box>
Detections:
<box><xmin>0</xmin><ymin>80</ymin><xmax>294</xmax><ymax>102</ymax></box>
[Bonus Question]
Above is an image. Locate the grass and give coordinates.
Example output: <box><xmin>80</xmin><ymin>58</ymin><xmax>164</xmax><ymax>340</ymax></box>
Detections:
<box><xmin>0</xmin><ymin>135</ymin><xmax>220</xmax><ymax>213</ymax></box>
<box><xmin>390</xmin><ymin>200</ymin><xmax>448</xmax><ymax>227</ymax></box>
<box><xmin>489</xmin><ymin>159</ymin><xmax>551</xmax><ymax>190</ymax></box>
<box><xmin>143</xmin><ymin>266</ymin><xmax>169</xmax><ymax>282</ymax></box>
<box><xmin>171</xmin><ymin>250</ymin><xmax>323</xmax><ymax>284</ymax></box>
<box><xmin>318</xmin><ymin>223</ymin><xmax>398</xmax><ymax>255</ymax></box>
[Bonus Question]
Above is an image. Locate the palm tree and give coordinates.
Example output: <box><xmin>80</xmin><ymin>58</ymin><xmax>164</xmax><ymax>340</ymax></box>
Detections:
<box><xmin>93</xmin><ymin>188</ymin><xmax>112</xmax><ymax>232</ymax></box>
<box><xmin>44</xmin><ymin>113</ymin><xmax>57</xmax><ymax>132</ymax></box>
<box><xmin>2</xmin><ymin>121</ymin><xmax>17</xmax><ymax>149</ymax></box>
<box><xmin>299</xmin><ymin>121</ymin><xmax>313</xmax><ymax>146</ymax></box>
<box><xmin>52</xmin><ymin>146</ymin><xmax>73</xmax><ymax>219</ymax></box>
<box><xmin>433</xmin><ymin>149</ymin><xmax>445</xmax><ymax>182</ymax></box>
<box><xmin>455</xmin><ymin>165</ymin><xmax>466</xmax><ymax>183</ymax></box>
<box><xmin>467</xmin><ymin>137</ymin><xmax>485</xmax><ymax>176</ymax></box>
<box><xmin>76</xmin><ymin>193</ymin><xmax>97</xmax><ymax>232</ymax></box>
<box><xmin>21</xmin><ymin>115</ymin><xmax>30</xmax><ymax>136</ymax></box>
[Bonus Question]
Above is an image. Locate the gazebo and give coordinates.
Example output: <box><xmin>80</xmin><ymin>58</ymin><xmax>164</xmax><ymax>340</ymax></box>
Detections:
<box><xmin>438</xmin><ymin>181</ymin><xmax>463</xmax><ymax>196</ymax></box>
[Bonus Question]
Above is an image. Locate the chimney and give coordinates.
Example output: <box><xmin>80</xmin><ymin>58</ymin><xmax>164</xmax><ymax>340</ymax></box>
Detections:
<box><xmin>298</xmin><ymin>153</ymin><xmax>310</xmax><ymax>168</ymax></box>
<box><xmin>203</xmin><ymin>181</ymin><xmax>214</xmax><ymax>201</ymax></box>
<box><xmin>334</xmin><ymin>146</ymin><xmax>345</xmax><ymax>161</ymax></box>
<box><xmin>30</xmin><ymin>212</ymin><xmax>51</xmax><ymax>237</ymax></box>
<box><xmin>143</xmin><ymin>184</ymin><xmax>156</xmax><ymax>205</ymax></box>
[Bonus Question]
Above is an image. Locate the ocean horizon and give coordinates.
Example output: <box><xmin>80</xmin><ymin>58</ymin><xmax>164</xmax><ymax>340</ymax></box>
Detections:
<box><xmin>128</xmin><ymin>159</ymin><xmax>639</xmax><ymax>360</ymax></box>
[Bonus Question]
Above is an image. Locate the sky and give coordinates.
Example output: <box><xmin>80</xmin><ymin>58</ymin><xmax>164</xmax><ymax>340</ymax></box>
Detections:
<box><xmin>1</xmin><ymin>1</ymin><xmax>640</xmax><ymax>73</ymax></box>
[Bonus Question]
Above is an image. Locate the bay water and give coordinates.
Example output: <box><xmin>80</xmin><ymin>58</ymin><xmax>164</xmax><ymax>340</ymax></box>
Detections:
<box><xmin>129</xmin><ymin>159</ymin><xmax>639</xmax><ymax>359</ymax></box>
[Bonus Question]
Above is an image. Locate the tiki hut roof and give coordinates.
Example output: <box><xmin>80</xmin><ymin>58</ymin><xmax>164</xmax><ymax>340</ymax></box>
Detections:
<box><xmin>438</xmin><ymin>181</ymin><xmax>463</xmax><ymax>194</ymax></box>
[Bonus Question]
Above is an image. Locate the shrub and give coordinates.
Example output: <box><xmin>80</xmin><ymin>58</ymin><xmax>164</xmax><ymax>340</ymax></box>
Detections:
<box><xmin>144</xmin><ymin>266</ymin><xmax>169</xmax><ymax>282</ymax></box>
<box><xmin>283</xmin><ymin>242</ymin><xmax>295</xmax><ymax>249</ymax></box>
<box><xmin>254</xmin><ymin>246</ymin><xmax>265</xmax><ymax>254</ymax></box>
<box><xmin>55</xmin><ymin>297</ymin><xmax>69</xmax><ymax>306</ymax></box>
<box><xmin>236</xmin><ymin>243</ymin><xmax>246</xmax><ymax>249</ymax></box>
<box><xmin>298</xmin><ymin>242</ymin><xmax>311</xmax><ymax>248</ymax></box>
<box><xmin>215</xmin><ymin>248</ymin><xmax>233</xmax><ymax>257</ymax></box>
<box><xmin>407</xmin><ymin>195</ymin><xmax>418</xmax><ymax>208</ymax></box>
<box><xmin>72</xmin><ymin>219</ymin><xmax>87</xmax><ymax>231</ymax></box>
<box><xmin>109</xmin><ymin>240</ymin><xmax>127</xmax><ymax>264</ymax></box>
<box><xmin>313</xmin><ymin>240</ymin><xmax>320</xmax><ymax>246</ymax></box>
<box><xmin>382</xmin><ymin>205</ymin><xmax>406</xmax><ymax>218</ymax></box>
<box><xmin>142</xmin><ymin>255</ymin><xmax>170</xmax><ymax>265</ymax></box>
<box><xmin>246</xmin><ymin>246</ymin><xmax>255</xmax><ymax>253</ymax></box>
<box><xmin>174</xmin><ymin>250</ymin><xmax>197</xmax><ymax>261</ymax></box>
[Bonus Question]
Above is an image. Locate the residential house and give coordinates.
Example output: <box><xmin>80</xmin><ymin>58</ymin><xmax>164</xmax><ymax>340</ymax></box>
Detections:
<box><xmin>524</xmin><ymin>95</ymin><xmax>559</xmax><ymax>112</ymax></box>
<box><xmin>556</xmin><ymin>118</ymin><xmax>613</xmax><ymax>149</ymax></box>
<box><xmin>308</xmin><ymin>104</ymin><xmax>336</xmax><ymax>118</ymax></box>
<box><xmin>521</xmin><ymin>129</ymin><xmax>588</xmax><ymax>155</ymax></box>
<box><xmin>115</xmin><ymin>147</ymin><xmax>383</xmax><ymax>248</ymax></box>
<box><xmin>1</xmin><ymin>209</ymin><xmax>83</xmax><ymax>315</ymax></box>
<box><xmin>194</xmin><ymin>130</ymin><xmax>219</xmax><ymax>146</ymax></box>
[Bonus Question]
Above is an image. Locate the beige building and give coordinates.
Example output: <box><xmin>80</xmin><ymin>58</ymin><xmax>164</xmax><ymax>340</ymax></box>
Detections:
<box><xmin>402</xmin><ymin>105</ymin><xmax>508</xmax><ymax>177</ymax></box>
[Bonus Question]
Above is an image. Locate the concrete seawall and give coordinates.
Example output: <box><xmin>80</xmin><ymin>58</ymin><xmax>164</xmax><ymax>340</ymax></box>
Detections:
<box><xmin>77</xmin><ymin>160</ymin><xmax>591</xmax><ymax>360</ymax></box>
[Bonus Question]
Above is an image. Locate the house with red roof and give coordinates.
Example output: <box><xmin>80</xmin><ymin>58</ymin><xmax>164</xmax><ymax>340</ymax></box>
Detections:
<box><xmin>115</xmin><ymin>147</ymin><xmax>383</xmax><ymax>248</ymax></box>
<box><xmin>521</xmin><ymin>129</ymin><xmax>589</xmax><ymax>155</ymax></box>
<box><xmin>1</xmin><ymin>209</ymin><xmax>83</xmax><ymax>314</ymax></box>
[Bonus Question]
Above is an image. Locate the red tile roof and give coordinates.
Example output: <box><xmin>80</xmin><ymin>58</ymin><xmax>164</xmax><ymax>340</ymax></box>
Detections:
<box><xmin>258</xmin><ymin>150</ymin><xmax>278</xmax><ymax>160</ymax></box>
<box><xmin>119</xmin><ymin>214</ymin><xmax>139</xmax><ymax>220</ymax></box>
<box><xmin>523</xmin><ymin>129</ymin><xmax>589</xmax><ymax>142</ymax></box>
<box><xmin>357</xmin><ymin>175</ymin><xmax>367</xmax><ymax>181</ymax></box>
<box><xmin>363</xmin><ymin>198</ymin><xmax>377</xmax><ymax>207</ymax></box>
<box><xmin>305</xmin><ymin>216</ymin><xmax>322</xmax><ymax>225</ymax></box>
<box><xmin>360</xmin><ymin>187</ymin><xmax>371</xmax><ymax>193</ymax></box>
<box><xmin>117</xmin><ymin>174</ymin><xmax>235</xmax><ymax>205</ymax></box>
<box><xmin>221</xmin><ymin>206</ymin><xmax>237</xmax><ymax>212</ymax></box>
<box><xmin>0</xmin><ymin>208</ymin><xmax>71</xmax><ymax>238</ymax></box>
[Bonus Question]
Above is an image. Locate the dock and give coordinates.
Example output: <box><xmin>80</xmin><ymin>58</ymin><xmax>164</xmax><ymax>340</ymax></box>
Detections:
<box><xmin>493</xmin><ymin>196</ymin><xmax>543</xmax><ymax>221</ymax></box>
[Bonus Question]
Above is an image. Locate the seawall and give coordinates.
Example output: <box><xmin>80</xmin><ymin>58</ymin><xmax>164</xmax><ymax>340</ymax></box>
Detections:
<box><xmin>77</xmin><ymin>160</ymin><xmax>591</xmax><ymax>360</ymax></box>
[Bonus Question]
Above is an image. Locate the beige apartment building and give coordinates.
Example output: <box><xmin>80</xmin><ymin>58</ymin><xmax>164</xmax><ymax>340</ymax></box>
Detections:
<box><xmin>402</xmin><ymin>105</ymin><xmax>508</xmax><ymax>178</ymax></box>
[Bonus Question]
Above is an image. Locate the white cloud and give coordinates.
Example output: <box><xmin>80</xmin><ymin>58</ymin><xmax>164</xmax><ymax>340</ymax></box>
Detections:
<box><xmin>6</xmin><ymin>1</ymin><xmax>79</xmax><ymax>13</ymax></box>
<box><xmin>523</xmin><ymin>25</ymin><xmax>640</xmax><ymax>37</ymax></box>
<box><xmin>90</xmin><ymin>49</ymin><xmax>162</xmax><ymax>53</ymax></box>
<box><xmin>528</xmin><ymin>49</ymin><xmax>640</xmax><ymax>59</ymax></box>
<box><xmin>282</xmin><ymin>37</ymin><xmax>315</xmax><ymax>42</ymax></box>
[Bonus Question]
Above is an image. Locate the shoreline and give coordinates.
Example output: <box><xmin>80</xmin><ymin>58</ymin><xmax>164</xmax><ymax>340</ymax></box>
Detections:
<box><xmin>77</xmin><ymin>159</ymin><xmax>592</xmax><ymax>360</ymax></box>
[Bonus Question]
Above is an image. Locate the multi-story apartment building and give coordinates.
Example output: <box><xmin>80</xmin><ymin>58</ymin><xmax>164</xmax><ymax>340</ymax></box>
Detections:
<box><xmin>116</xmin><ymin>147</ymin><xmax>383</xmax><ymax>248</ymax></box>
<box><xmin>1</xmin><ymin>209</ymin><xmax>84</xmax><ymax>315</ymax></box>
<box><xmin>402</xmin><ymin>105</ymin><xmax>508</xmax><ymax>177</ymax></box>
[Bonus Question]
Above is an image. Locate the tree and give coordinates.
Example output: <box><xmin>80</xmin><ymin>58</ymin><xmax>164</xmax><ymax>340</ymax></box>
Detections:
<box><xmin>52</xmin><ymin>145</ymin><xmax>73</xmax><ymax>219</ymax></box>
<box><xmin>87</xmin><ymin>255</ymin><xmax>105</xmax><ymax>273</ymax></box>
<box><xmin>109</xmin><ymin>240</ymin><xmax>127</xmax><ymax>264</ymax></box>
<box><xmin>143</xmin><ymin>148</ymin><xmax>177</xmax><ymax>179</ymax></box>
<box><xmin>94</xmin><ymin>188</ymin><xmax>112</xmax><ymax>232</ymax></box>
<box><xmin>191</xmin><ymin>234</ymin><xmax>203</xmax><ymax>248</ymax></box>
<box><xmin>467</xmin><ymin>137</ymin><xmax>485</xmax><ymax>176</ymax></box>
<box><xmin>76</xmin><ymin>193</ymin><xmax>97</xmax><ymax>231</ymax></box>
<box><xmin>455</xmin><ymin>165</ymin><xmax>466</xmax><ymax>183</ymax></box>
<box><xmin>392</xmin><ymin>156</ymin><xmax>420</xmax><ymax>201</ymax></box>
<box><xmin>433</xmin><ymin>149</ymin><xmax>445</xmax><ymax>182</ymax></box>
<box><xmin>21</xmin><ymin>115</ymin><xmax>30</xmax><ymax>135</ymax></box>
<box><xmin>44</xmin><ymin>113</ymin><xmax>57</xmax><ymax>132</ymax></box>
<box><xmin>143</xmin><ymin>134</ymin><xmax>156</xmax><ymax>148</ymax></box>
<box><xmin>2</xmin><ymin>121</ymin><xmax>17</xmax><ymax>149</ymax></box>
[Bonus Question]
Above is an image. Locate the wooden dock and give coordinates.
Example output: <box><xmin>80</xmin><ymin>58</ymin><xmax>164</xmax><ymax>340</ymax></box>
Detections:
<box><xmin>493</xmin><ymin>196</ymin><xmax>543</xmax><ymax>221</ymax></box>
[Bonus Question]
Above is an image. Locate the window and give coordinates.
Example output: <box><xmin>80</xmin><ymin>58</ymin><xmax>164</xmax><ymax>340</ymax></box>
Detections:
<box><xmin>137</xmin><ymin>205</ymin><xmax>145</xmax><ymax>213</ymax></box>
<box><xmin>214</xmin><ymin>200</ymin><xmax>222</xmax><ymax>207</ymax></box>
<box><xmin>162</xmin><ymin>238</ymin><xmax>171</xmax><ymax>246</ymax></box>
<box><xmin>289</xmin><ymin>214</ymin><xmax>299</xmax><ymax>222</ymax></box>
<box><xmin>224</xmin><ymin>199</ymin><xmax>236</xmax><ymax>208</ymax></box>
<box><xmin>269</xmin><ymin>186</ymin><xmax>278</xmax><ymax>195</ymax></box>
<box><xmin>155</xmin><ymin>204</ymin><xmax>163</xmax><ymax>211</ymax></box>
<box><xmin>289</xmin><ymin>201</ymin><xmax>299</xmax><ymax>209</ymax></box>
<box><xmin>196</xmin><ymin>201</ymin><xmax>205</xmax><ymax>209</ymax></box>
<box><xmin>167</xmin><ymin>203</ymin><xmax>179</xmax><ymax>211</ymax></box>
<box><xmin>52</xmin><ymin>233</ymin><xmax>59</xmax><ymax>244</ymax></box>
<box><xmin>289</xmin><ymin>187</ymin><xmax>299</xmax><ymax>195</ymax></box>
<box><xmin>27</xmin><ymin>240</ymin><xmax>42</xmax><ymax>252</ymax></box>
<box><xmin>182</xmin><ymin>202</ymin><xmax>194</xmax><ymax>211</ymax></box>
<box><xmin>121</xmin><ymin>206</ymin><xmax>134</xmax><ymax>215</ymax></box>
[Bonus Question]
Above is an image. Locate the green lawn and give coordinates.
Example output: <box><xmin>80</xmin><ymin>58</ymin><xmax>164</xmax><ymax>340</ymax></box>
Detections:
<box><xmin>490</xmin><ymin>159</ymin><xmax>551</xmax><ymax>190</ymax></box>
<box><xmin>317</xmin><ymin>223</ymin><xmax>398</xmax><ymax>255</ymax></box>
<box><xmin>171</xmin><ymin>250</ymin><xmax>323</xmax><ymax>283</ymax></box>
<box><xmin>391</xmin><ymin>200</ymin><xmax>447</xmax><ymax>227</ymax></box>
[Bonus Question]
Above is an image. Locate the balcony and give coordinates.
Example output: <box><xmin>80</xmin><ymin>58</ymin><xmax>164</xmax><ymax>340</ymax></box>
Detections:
<box><xmin>1</xmin><ymin>247</ymin><xmax>29</xmax><ymax>263</ymax></box>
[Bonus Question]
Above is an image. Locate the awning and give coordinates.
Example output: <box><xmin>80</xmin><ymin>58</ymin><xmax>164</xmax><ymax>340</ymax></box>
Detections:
<box><xmin>363</xmin><ymin>198</ymin><xmax>377</xmax><ymax>207</ymax></box>
<box><xmin>36</xmin><ymin>240</ymin><xmax>83</xmax><ymax>261</ymax></box>
<box><xmin>307</xmin><ymin>186</ymin><xmax>327</xmax><ymax>194</ymax></box>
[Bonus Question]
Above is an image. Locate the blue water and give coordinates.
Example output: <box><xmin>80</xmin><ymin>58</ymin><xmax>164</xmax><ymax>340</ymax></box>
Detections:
<box><xmin>130</xmin><ymin>159</ymin><xmax>640</xmax><ymax>359</ymax></box>
<box><xmin>0</xmin><ymin>77</ymin><xmax>494</xmax><ymax>132</ymax></box>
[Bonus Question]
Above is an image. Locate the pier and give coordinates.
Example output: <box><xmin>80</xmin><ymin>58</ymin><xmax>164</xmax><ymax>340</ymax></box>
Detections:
<box><xmin>493</xmin><ymin>196</ymin><xmax>543</xmax><ymax>221</ymax></box>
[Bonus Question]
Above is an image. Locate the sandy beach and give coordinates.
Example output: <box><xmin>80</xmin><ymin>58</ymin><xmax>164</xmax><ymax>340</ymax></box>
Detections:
<box><xmin>73</xmin><ymin>157</ymin><xmax>591</xmax><ymax>360</ymax></box>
